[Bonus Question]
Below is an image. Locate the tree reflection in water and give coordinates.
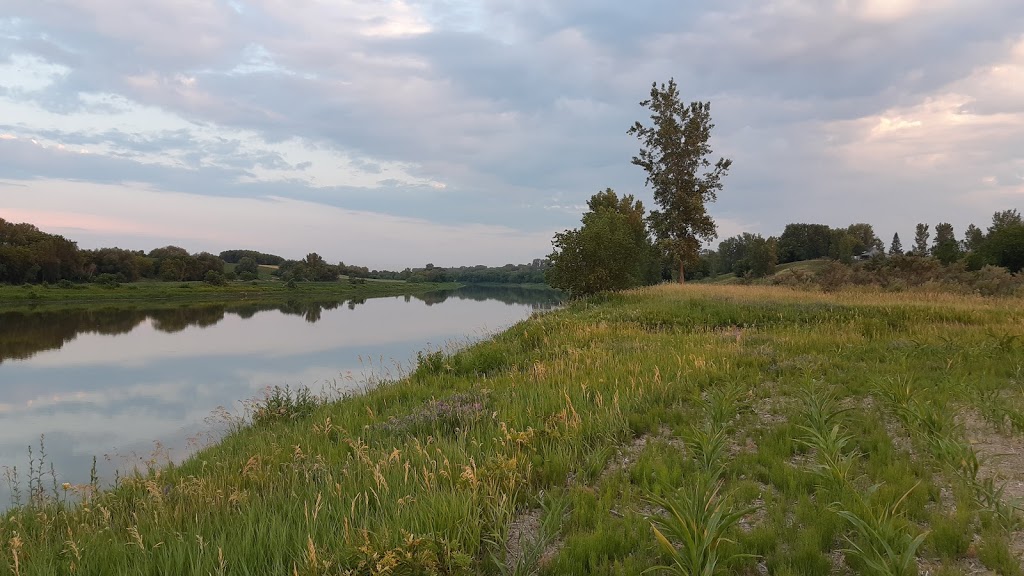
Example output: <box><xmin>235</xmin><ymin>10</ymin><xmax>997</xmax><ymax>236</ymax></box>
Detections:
<box><xmin>0</xmin><ymin>286</ymin><xmax>563</xmax><ymax>364</ymax></box>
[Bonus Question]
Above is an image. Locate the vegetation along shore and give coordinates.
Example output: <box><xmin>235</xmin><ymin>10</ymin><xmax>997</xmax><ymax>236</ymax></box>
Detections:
<box><xmin>4</xmin><ymin>283</ymin><xmax>1023</xmax><ymax>575</ymax></box>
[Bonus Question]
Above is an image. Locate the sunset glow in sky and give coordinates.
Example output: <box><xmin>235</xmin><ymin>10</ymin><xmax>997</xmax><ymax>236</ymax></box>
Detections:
<box><xmin>2</xmin><ymin>1</ymin><xmax>1022</xmax><ymax>268</ymax></box>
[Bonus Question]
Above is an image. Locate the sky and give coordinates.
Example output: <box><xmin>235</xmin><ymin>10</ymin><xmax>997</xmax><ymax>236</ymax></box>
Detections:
<box><xmin>1</xmin><ymin>0</ymin><xmax>1022</xmax><ymax>269</ymax></box>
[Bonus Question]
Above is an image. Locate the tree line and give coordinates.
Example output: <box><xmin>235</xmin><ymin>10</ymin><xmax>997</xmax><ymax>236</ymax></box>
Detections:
<box><xmin>689</xmin><ymin>210</ymin><xmax>1024</xmax><ymax>281</ymax></box>
<box><xmin>0</xmin><ymin>217</ymin><xmax>551</xmax><ymax>286</ymax></box>
<box><xmin>0</xmin><ymin>218</ymin><xmax>228</xmax><ymax>285</ymax></box>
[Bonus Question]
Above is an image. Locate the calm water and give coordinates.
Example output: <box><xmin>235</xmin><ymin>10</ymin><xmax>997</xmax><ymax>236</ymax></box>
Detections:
<box><xmin>0</xmin><ymin>286</ymin><xmax>562</xmax><ymax>506</ymax></box>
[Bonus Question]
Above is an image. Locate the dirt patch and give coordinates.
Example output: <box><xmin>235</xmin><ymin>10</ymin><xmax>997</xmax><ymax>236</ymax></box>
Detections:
<box><xmin>505</xmin><ymin>508</ymin><xmax>543</xmax><ymax>572</ymax></box>
<box><xmin>751</xmin><ymin>382</ymin><xmax>792</xmax><ymax>427</ymax></box>
<box><xmin>918</xmin><ymin>557</ymin><xmax>997</xmax><ymax>576</ymax></box>
<box><xmin>961</xmin><ymin>409</ymin><xmax>1024</xmax><ymax>561</ymax></box>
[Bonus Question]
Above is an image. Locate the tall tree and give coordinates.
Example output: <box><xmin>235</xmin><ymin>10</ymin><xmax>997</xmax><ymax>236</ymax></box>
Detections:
<box><xmin>931</xmin><ymin>222</ymin><xmax>961</xmax><ymax>264</ymax></box>
<box><xmin>628</xmin><ymin>78</ymin><xmax>731</xmax><ymax>283</ymax></box>
<box><xmin>889</xmin><ymin>233</ymin><xmax>903</xmax><ymax>256</ymax></box>
<box><xmin>912</xmin><ymin>224</ymin><xmax>930</xmax><ymax>256</ymax></box>
<box><xmin>546</xmin><ymin>189</ymin><xmax>660</xmax><ymax>296</ymax></box>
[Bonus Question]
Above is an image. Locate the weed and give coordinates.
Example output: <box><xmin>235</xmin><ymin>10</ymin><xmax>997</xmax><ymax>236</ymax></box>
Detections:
<box><xmin>251</xmin><ymin>385</ymin><xmax>321</xmax><ymax>425</ymax></box>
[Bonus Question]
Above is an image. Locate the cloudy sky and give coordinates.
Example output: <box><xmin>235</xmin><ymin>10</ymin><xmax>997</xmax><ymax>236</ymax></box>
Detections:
<box><xmin>1</xmin><ymin>0</ymin><xmax>1022</xmax><ymax>268</ymax></box>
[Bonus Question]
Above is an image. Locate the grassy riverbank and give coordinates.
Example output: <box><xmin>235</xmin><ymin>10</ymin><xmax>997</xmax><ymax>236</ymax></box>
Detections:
<box><xmin>4</xmin><ymin>285</ymin><xmax>1024</xmax><ymax>575</ymax></box>
<box><xmin>0</xmin><ymin>280</ymin><xmax>458</xmax><ymax>310</ymax></box>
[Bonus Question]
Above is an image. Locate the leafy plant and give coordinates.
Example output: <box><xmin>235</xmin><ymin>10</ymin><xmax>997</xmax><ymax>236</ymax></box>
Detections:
<box><xmin>831</xmin><ymin>484</ymin><xmax>927</xmax><ymax>576</ymax></box>
<box><xmin>646</xmin><ymin>472</ymin><xmax>756</xmax><ymax>576</ymax></box>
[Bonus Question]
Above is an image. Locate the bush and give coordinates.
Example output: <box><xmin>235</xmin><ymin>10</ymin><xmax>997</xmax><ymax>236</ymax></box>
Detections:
<box><xmin>969</xmin><ymin>265</ymin><xmax>1020</xmax><ymax>296</ymax></box>
<box><xmin>92</xmin><ymin>273</ymin><xmax>122</xmax><ymax>288</ymax></box>
<box><xmin>204</xmin><ymin>271</ymin><xmax>227</xmax><ymax>286</ymax></box>
<box><xmin>769</xmin><ymin>256</ymin><xmax>1022</xmax><ymax>297</ymax></box>
<box><xmin>238</xmin><ymin>271</ymin><xmax>258</xmax><ymax>281</ymax></box>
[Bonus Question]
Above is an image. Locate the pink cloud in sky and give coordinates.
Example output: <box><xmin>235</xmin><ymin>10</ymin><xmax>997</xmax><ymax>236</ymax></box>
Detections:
<box><xmin>0</xmin><ymin>207</ymin><xmax>157</xmax><ymax>237</ymax></box>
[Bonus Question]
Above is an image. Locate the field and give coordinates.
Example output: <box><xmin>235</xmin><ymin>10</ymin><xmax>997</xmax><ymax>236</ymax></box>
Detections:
<box><xmin>3</xmin><ymin>284</ymin><xmax>1024</xmax><ymax>575</ymax></box>
<box><xmin>0</xmin><ymin>279</ymin><xmax>457</xmax><ymax>310</ymax></box>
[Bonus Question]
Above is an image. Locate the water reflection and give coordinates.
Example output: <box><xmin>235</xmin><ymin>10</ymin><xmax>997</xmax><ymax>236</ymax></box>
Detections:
<box><xmin>0</xmin><ymin>286</ymin><xmax>562</xmax><ymax>507</ymax></box>
<box><xmin>0</xmin><ymin>286</ymin><xmax>563</xmax><ymax>365</ymax></box>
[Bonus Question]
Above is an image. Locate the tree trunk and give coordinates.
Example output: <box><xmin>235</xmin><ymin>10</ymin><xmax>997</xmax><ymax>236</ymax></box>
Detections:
<box><xmin>678</xmin><ymin>261</ymin><xmax>685</xmax><ymax>284</ymax></box>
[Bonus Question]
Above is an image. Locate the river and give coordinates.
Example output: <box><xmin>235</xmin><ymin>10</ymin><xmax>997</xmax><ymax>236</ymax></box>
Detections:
<box><xmin>0</xmin><ymin>285</ymin><xmax>562</xmax><ymax>506</ymax></box>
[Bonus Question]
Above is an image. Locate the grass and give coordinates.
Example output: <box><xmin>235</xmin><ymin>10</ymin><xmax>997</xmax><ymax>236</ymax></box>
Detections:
<box><xmin>0</xmin><ymin>279</ymin><xmax>458</xmax><ymax>310</ymax></box>
<box><xmin>3</xmin><ymin>284</ymin><xmax>1024</xmax><ymax>575</ymax></box>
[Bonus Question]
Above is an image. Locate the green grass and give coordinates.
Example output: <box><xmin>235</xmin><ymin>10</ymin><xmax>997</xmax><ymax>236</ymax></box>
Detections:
<box><xmin>0</xmin><ymin>279</ymin><xmax>458</xmax><ymax>310</ymax></box>
<box><xmin>3</xmin><ymin>284</ymin><xmax>1023</xmax><ymax>575</ymax></box>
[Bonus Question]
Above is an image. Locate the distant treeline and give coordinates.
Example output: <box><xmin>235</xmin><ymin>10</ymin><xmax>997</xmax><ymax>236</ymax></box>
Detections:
<box><xmin>0</xmin><ymin>217</ymin><xmax>550</xmax><ymax>286</ymax></box>
<box><xmin>0</xmin><ymin>218</ymin><xmax>224</xmax><ymax>284</ymax></box>
<box><xmin>219</xmin><ymin>250</ymin><xmax>286</xmax><ymax>266</ymax></box>
<box><xmin>689</xmin><ymin>209</ymin><xmax>1024</xmax><ymax>280</ymax></box>
<box><xmin>356</xmin><ymin>261</ymin><xmax>549</xmax><ymax>284</ymax></box>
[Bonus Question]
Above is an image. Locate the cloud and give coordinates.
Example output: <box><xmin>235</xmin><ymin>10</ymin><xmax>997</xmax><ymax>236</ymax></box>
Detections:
<box><xmin>0</xmin><ymin>178</ymin><xmax>555</xmax><ymax>268</ymax></box>
<box><xmin>0</xmin><ymin>0</ymin><xmax>1022</xmax><ymax>264</ymax></box>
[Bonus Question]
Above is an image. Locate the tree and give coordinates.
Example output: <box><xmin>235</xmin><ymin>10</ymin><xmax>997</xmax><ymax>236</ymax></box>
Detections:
<box><xmin>846</xmin><ymin>223</ymin><xmax>883</xmax><ymax>255</ymax></box>
<box><xmin>740</xmin><ymin>235</ymin><xmax>777</xmax><ymax>278</ymax></box>
<box><xmin>546</xmin><ymin>189</ymin><xmax>660</xmax><ymax>296</ymax></box>
<box><xmin>628</xmin><ymin>78</ymin><xmax>731</xmax><ymax>283</ymax></box>
<box><xmin>889</xmin><ymin>233</ymin><xmax>903</xmax><ymax>256</ymax></box>
<box><xmin>828</xmin><ymin>230</ymin><xmax>856</xmax><ymax>264</ymax></box>
<box><xmin>984</xmin><ymin>223</ymin><xmax>1024</xmax><ymax>273</ymax></box>
<box><xmin>777</xmin><ymin>223</ymin><xmax>833</xmax><ymax>263</ymax></box>
<box><xmin>963</xmin><ymin>224</ymin><xmax>985</xmax><ymax>253</ymax></box>
<box><xmin>931</xmin><ymin>222</ymin><xmax>961</xmax><ymax>264</ymax></box>
<box><xmin>236</xmin><ymin>256</ymin><xmax>259</xmax><ymax>277</ymax></box>
<box><xmin>988</xmin><ymin>209</ymin><xmax>1022</xmax><ymax>235</ymax></box>
<box><xmin>302</xmin><ymin>252</ymin><xmax>337</xmax><ymax>281</ymax></box>
<box><xmin>912</xmin><ymin>224</ymin><xmax>930</xmax><ymax>256</ymax></box>
<box><xmin>716</xmin><ymin>233</ymin><xmax>776</xmax><ymax>277</ymax></box>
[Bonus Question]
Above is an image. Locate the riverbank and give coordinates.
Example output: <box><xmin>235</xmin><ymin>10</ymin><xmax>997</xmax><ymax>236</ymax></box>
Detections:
<box><xmin>0</xmin><ymin>280</ymin><xmax>459</xmax><ymax>310</ymax></box>
<box><xmin>4</xmin><ymin>284</ymin><xmax>1024</xmax><ymax>575</ymax></box>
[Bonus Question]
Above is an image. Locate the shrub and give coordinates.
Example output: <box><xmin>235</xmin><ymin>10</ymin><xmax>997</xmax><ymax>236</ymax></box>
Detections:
<box><xmin>204</xmin><ymin>271</ymin><xmax>227</xmax><ymax>286</ymax></box>
<box><xmin>777</xmin><ymin>256</ymin><xmax>1023</xmax><ymax>296</ymax></box>
<box><xmin>92</xmin><ymin>273</ymin><xmax>122</xmax><ymax>288</ymax></box>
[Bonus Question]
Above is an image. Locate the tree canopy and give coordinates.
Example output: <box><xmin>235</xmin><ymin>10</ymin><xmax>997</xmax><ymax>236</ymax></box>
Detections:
<box><xmin>545</xmin><ymin>189</ymin><xmax>660</xmax><ymax>296</ymax></box>
<box><xmin>628</xmin><ymin>78</ymin><xmax>731</xmax><ymax>283</ymax></box>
